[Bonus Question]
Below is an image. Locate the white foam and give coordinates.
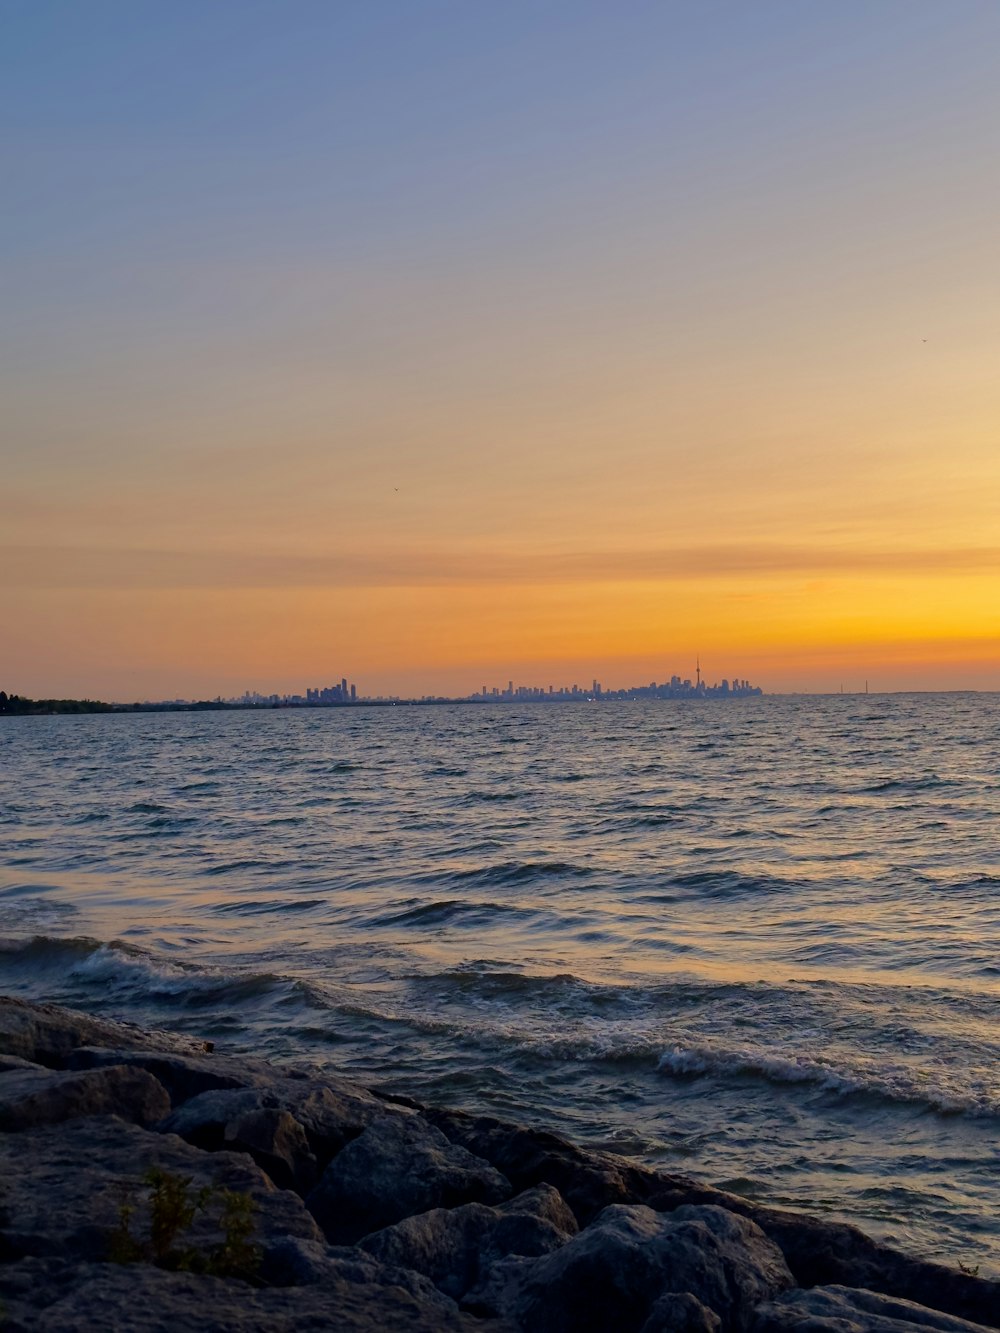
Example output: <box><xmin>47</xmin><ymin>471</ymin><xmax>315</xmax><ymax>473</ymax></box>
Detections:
<box><xmin>657</xmin><ymin>1040</ymin><xmax>1000</xmax><ymax>1118</ymax></box>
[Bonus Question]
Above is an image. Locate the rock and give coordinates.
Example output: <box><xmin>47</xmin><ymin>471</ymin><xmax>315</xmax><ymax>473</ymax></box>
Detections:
<box><xmin>225</xmin><ymin>1106</ymin><xmax>318</xmax><ymax>1192</ymax></box>
<box><xmin>66</xmin><ymin>1047</ymin><xmax>270</xmax><ymax>1105</ymax></box>
<box><xmin>0</xmin><ymin>996</ymin><xmax>212</xmax><ymax>1066</ymax></box>
<box><xmin>430</xmin><ymin>1105</ymin><xmax>1000</xmax><ymax>1330</ymax></box>
<box><xmin>261</xmin><ymin>1235</ymin><xmax>464</xmax><ymax>1315</ymax></box>
<box><xmin>0</xmin><ymin>1064</ymin><xmax>170</xmax><ymax>1130</ymax></box>
<box><xmin>292</xmin><ymin>1083</ymin><xmax>403</xmax><ymax>1159</ymax></box>
<box><xmin>749</xmin><ymin>1212</ymin><xmax>1000</xmax><ymax>1331</ymax></box>
<box><xmin>0</xmin><ymin>1054</ymin><xmax>45</xmax><ymax>1073</ymax></box>
<box><xmin>753</xmin><ymin>1284</ymin><xmax>998</xmax><ymax>1332</ymax></box>
<box><xmin>160</xmin><ymin>1081</ymin><xmax>395</xmax><ymax>1154</ymax></box>
<box><xmin>0</xmin><ymin>1116</ymin><xmax>322</xmax><ymax>1263</ymax></box>
<box><xmin>426</xmin><ymin>1106</ymin><xmax>642</xmax><ymax>1225</ymax></box>
<box><xmin>2</xmin><ymin>997</ymin><xmax>997</xmax><ymax>1333</ymax></box>
<box><xmin>360</xmin><ymin>1203</ymin><xmax>496</xmax><ymax>1298</ymax></box>
<box><xmin>359</xmin><ymin>1183</ymin><xmax>578</xmax><ymax>1300</ymax></box>
<box><xmin>306</xmin><ymin>1112</ymin><xmax>511</xmax><ymax>1244</ymax></box>
<box><xmin>0</xmin><ymin>1256</ymin><xmax>495</xmax><ymax>1331</ymax></box>
<box><xmin>496</xmin><ymin>1182</ymin><xmax>580</xmax><ymax>1235</ymax></box>
<box><xmin>159</xmin><ymin>1087</ymin><xmax>270</xmax><ymax>1148</ymax></box>
<box><xmin>159</xmin><ymin>1082</ymin><xmax>403</xmax><ymax>1191</ymax></box>
<box><xmin>641</xmin><ymin>1291</ymin><xmax>723</xmax><ymax>1333</ymax></box>
<box><xmin>470</xmin><ymin>1203</ymin><xmax>792</xmax><ymax>1333</ymax></box>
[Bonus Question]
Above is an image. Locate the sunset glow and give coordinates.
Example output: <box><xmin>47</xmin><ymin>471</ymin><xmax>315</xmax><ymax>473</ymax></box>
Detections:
<box><xmin>4</xmin><ymin>2</ymin><xmax>999</xmax><ymax>698</ymax></box>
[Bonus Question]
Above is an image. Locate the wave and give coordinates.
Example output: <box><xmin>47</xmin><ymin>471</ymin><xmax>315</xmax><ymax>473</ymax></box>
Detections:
<box><xmin>372</xmin><ymin>899</ymin><xmax>533</xmax><ymax>928</ymax></box>
<box><xmin>211</xmin><ymin>897</ymin><xmax>321</xmax><ymax>916</ymax></box>
<box><xmin>459</xmin><ymin>790</ymin><xmax>521</xmax><ymax>804</ymax></box>
<box><xmin>408</xmin><ymin>965</ymin><xmax>619</xmax><ymax>1005</ymax></box>
<box><xmin>5</xmin><ymin>934</ymin><xmax>996</xmax><ymax>1124</ymax></box>
<box><xmin>405</xmin><ymin>860</ymin><xmax>592</xmax><ymax>889</ymax></box>
<box><xmin>859</xmin><ymin>775</ymin><xmax>964</xmax><ymax>794</ymax></box>
<box><xmin>657</xmin><ymin>1042</ymin><xmax>1000</xmax><ymax>1119</ymax></box>
<box><xmin>623</xmin><ymin>813</ymin><xmax>685</xmax><ymax>829</ymax></box>
<box><xmin>642</xmin><ymin>870</ymin><xmax>802</xmax><ymax>902</ymax></box>
<box><xmin>203</xmin><ymin>859</ymin><xmax>291</xmax><ymax>876</ymax></box>
<box><xmin>0</xmin><ymin>935</ymin><xmax>318</xmax><ymax>1013</ymax></box>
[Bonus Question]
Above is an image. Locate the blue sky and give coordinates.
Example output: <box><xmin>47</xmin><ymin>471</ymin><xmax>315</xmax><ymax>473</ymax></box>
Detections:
<box><xmin>4</xmin><ymin>2</ymin><xmax>1000</xmax><ymax>696</ymax></box>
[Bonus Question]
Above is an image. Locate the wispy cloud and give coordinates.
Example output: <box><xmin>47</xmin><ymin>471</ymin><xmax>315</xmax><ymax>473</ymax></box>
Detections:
<box><xmin>7</xmin><ymin>543</ymin><xmax>1000</xmax><ymax>591</ymax></box>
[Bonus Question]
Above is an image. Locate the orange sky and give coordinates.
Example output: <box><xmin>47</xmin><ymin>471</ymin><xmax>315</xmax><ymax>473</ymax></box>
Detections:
<box><xmin>4</xmin><ymin>5</ymin><xmax>999</xmax><ymax>699</ymax></box>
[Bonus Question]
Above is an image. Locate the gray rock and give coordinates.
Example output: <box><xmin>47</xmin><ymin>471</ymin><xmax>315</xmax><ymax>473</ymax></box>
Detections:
<box><xmin>159</xmin><ymin>1087</ymin><xmax>269</xmax><ymax>1147</ymax></box>
<box><xmin>641</xmin><ymin>1291</ymin><xmax>723</xmax><ymax>1333</ymax></box>
<box><xmin>431</xmin><ymin>1103</ymin><xmax>1000</xmax><ymax>1329</ymax></box>
<box><xmin>0</xmin><ymin>1053</ymin><xmax>45</xmax><ymax>1073</ymax></box>
<box><xmin>0</xmin><ymin>996</ymin><xmax>212</xmax><ymax>1065</ymax></box>
<box><xmin>0</xmin><ymin>1064</ymin><xmax>170</xmax><ymax>1130</ymax></box>
<box><xmin>0</xmin><ymin>1115</ymin><xmax>322</xmax><ymax>1262</ymax></box>
<box><xmin>261</xmin><ymin>1234</ymin><xmax>464</xmax><ymax>1315</ymax></box>
<box><xmin>427</xmin><ymin>1106</ymin><xmax>642</xmax><ymax>1225</ymax></box>
<box><xmin>360</xmin><ymin>1203</ymin><xmax>497</xmax><ymax>1298</ymax></box>
<box><xmin>639</xmin><ymin>1181</ymin><xmax>1000</xmax><ymax>1329</ymax></box>
<box><xmin>225</xmin><ymin>1105</ymin><xmax>317</xmax><ymax>1192</ymax></box>
<box><xmin>66</xmin><ymin>1046</ymin><xmax>274</xmax><ymax>1105</ymax></box>
<box><xmin>471</xmin><ymin>1203</ymin><xmax>792</xmax><ymax>1333</ymax></box>
<box><xmin>292</xmin><ymin>1082</ymin><xmax>403</xmax><ymax>1159</ymax></box>
<box><xmin>753</xmin><ymin>1285</ymin><xmax>997</xmax><ymax>1333</ymax></box>
<box><xmin>159</xmin><ymin>1081</ymin><xmax>402</xmax><ymax>1191</ymax></box>
<box><xmin>307</xmin><ymin>1112</ymin><xmax>511</xmax><ymax>1244</ymax></box>
<box><xmin>496</xmin><ymin>1182</ymin><xmax>579</xmax><ymax>1235</ymax></box>
<box><xmin>0</xmin><ymin>1256</ymin><xmax>495</xmax><ymax>1331</ymax></box>
<box><xmin>360</xmin><ymin>1184</ymin><xmax>577</xmax><ymax>1299</ymax></box>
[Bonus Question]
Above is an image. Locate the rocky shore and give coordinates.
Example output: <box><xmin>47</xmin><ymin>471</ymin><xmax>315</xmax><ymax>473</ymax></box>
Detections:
<box><xmin>1</xmin><ymin>995</ymin><xmax>996</xmax><ymax>1332</ymax></box>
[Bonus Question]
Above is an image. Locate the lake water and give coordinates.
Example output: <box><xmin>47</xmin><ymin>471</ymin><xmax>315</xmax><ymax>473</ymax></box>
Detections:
<box><xmin>1</xmin><ymin>696</ymin><xmax>997</xmax><ymax>1275</ymax></box>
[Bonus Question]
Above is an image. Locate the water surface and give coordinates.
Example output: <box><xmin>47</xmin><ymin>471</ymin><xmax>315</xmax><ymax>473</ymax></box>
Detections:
<box><xmin>1</xmin><ymin>696</ymin><xmax>997</xmax><ymax>1274</ymax></box>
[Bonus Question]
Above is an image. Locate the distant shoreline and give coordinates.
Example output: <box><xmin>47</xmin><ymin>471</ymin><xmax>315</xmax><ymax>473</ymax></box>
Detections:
<box><xmin>4</xmin><ymin>689</ymin><xmax>998</xmax><ymax>717</ymax></box>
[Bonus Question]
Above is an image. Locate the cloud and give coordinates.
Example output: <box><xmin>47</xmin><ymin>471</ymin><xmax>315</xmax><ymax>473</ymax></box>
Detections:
<box><xmin>6</xmin><ymin>542</ymin><xmax>1000</xmax><ymax>591</ymax></box>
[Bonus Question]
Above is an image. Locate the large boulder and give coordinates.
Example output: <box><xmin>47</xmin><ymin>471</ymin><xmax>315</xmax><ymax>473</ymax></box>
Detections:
<box><xmin>262</xmin><ymin>1234</ymin><xmax>464</xmax><ymax>1316</ymax></box>
<box><xmin>753</xmin><ymin>1284</ymin><xmax>997</xmax><ymax>1332</ymax></box>
<box><xmin>0</xmin><ymin>996</ymin><xmax>211</xmax><ymax>1065</ymax></box>
<box><xmin>470</xmin><ymin>1203</ymin><xmax>793</xmax><ymax>1333</ymax></box>
<box><xmin>429</xmin><ymin>1105</ymin><xmax>1000</xmax><ymax>1330</ymax></box>
<box><xmin>0</xmin><ymin>1064</ymin><xmax>170</xmax><ymax>1131</ymax></box>
<box><xmin>360</xmin><ymin>1183</ymin><xmax>578</xmax><ymax>1299</ymax></box>
<box><xmin>0</xmin><ymin>1054</ymin><xmax>45</xmax><ymax>1073</ymax></box>
<box><xmin>306</xmin><ymin>1112</ymin><xmax>512</xmax><ymax>1244</ymax></box>
<box><xmin>426</xmin><ymin>1107</ymin><xmax>646</xmax><ymax>1225</ymax></box>
<box><xmin>0</xmin><ymin>1256</ymin><xmax>497</xmax><ymax>1331</ymax></box>
<box><xmin>66</xmin><ymin>1047</ymin><xmax>278</xmax><ymax>1105</ymax></box>
<box><xmin>0</xmin><ymin>1115</ymin><xmax>322</xmax><ymax>1263</ymax></box>
<box><xmin>160</xmin><ymin>1089</ymin><xmax>319</xmax><ymax>1191</ymax></box>
<box><xmin>158</xmin><ymin>1081</ymin><xmax>407</xmax><ymax>1192</ymax></box>
<box><xmin>642</xmin><ymin>1291</ymin><xmax>723</xmax><ymax>1333</ymax></box>
<box><xmin>642</xmin><ymin>1185</ymin><xmax>1000</xmax><ymax>1330</ymax></box>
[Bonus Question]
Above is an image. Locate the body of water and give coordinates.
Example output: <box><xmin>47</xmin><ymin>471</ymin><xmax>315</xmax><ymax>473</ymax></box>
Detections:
<box><xmin>1</xmin><ymin>697</ymin><xmax>997</xmax><ymax>1274</ymax></box>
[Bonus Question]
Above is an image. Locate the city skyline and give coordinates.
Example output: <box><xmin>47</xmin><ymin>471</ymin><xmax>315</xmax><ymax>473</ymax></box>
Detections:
<box><xmin>4</xmin><ymin>4</ymin><xmax>999</xmax><ymax>698</ymax></box>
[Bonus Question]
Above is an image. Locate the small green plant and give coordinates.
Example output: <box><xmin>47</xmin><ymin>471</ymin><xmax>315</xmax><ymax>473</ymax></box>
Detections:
<box><xmin>147</xmin><ymin>1169</ymin><xmax>213</xmax><ymax>1266</ymax></box>
<box><xmin>109</xmin><ymin>1169</ymin><xmax>259</xmax><ymax>1280</ymax></box>
<box><xmin>108</xmin><ymin>1182</ymin><xmax>143</xmax><ymax>1265</ymax></box>
<box><xmin>206</xmin><ymin>1188</ymin><xmax>260</xmax><ymax>1281</ymax></box>
<box><xmin>958</xmin><ymin>1259</ymin><xmax>980</xmax><ymax>1277</ymax></box>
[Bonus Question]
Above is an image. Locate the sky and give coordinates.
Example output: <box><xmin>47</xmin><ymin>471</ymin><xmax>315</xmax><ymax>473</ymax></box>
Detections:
<box><xmin>3</xmin><ymin>1</ymin><xmax>1000</xmax><ymax>699</ymax></box>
